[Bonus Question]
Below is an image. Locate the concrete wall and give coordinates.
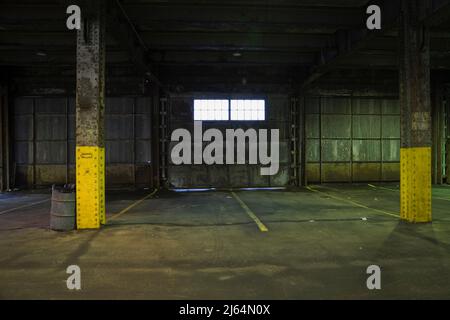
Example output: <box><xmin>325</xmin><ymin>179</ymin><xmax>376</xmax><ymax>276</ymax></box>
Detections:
<box><xmin>13</xmin><ymin>96</ymin><xmax>154</xmax><ymax>188</ymax></box>
<box><xmin>305</xmin><ymin>96</ymin><xmax>400</xmax><ymax>183</ymax></box>
<box><xmin>167</xmin><ymin>94</ymin><xmax>290</xmax><ymax>188</ymax></box>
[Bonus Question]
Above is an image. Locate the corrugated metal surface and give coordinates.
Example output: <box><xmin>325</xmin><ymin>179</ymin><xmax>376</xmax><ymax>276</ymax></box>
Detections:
<box><xmin>13</xmin><ymin>94</ymin><xmax>402</xmax><ymax>187</ymax></box>
<box><xmin>305</xmin><ymin>96</ymin><xmax>400</xmax><ymax>182</ymax></box>
<box><xmin>13</xmin><ymin>96</ymin><xmax>153</xmax><ymax>188</ymax></box>
<box><xmin>167</xmin><ymin>94</ymin><xmax>290</xmax><ymax>188</ymax></box>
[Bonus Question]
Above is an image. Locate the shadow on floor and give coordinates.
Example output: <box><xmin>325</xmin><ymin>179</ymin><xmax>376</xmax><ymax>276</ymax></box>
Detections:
<box><xmin>375</xmin><ymin>221</ymin><xmax>450</xmax><ymax>260</ymax></box>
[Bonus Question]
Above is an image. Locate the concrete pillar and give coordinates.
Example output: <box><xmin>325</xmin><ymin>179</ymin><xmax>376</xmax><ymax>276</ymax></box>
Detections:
<box><xmin>399</xmin><ymin>0</ymin><xmax>432</xmax><ymax>223</ymax></box>
<box><xmin>431</xmin><ymin>78</ymin><xmax>445</xmax><ymax>184</ymax></box>
<box><xmin>0</xmin><ymin>83</ymin><xmax>10</xmax><ymax>192</ymax></box>
<box><xmin>151</xmin><ymin>85</ymin><xmax>161</xmax><ymax>188</ymax></box>
<box><xmin>0</xmin><ymin>86</ymin><xmax>4</xmax><ymax>192</ymax></box>
<box><xmin>76</xmin><ymin>1</ymin><xmax>106</xmax><ymax>229</ymax></box>
<box><xmin>446</xmin><ymin>87</ymin><xmax>450</xmax><ymax>184</ymax></box>
<box><xmin>0</xmin><ymin>85</ymin><xmax>5</xmax><ymax>192</ymax></box>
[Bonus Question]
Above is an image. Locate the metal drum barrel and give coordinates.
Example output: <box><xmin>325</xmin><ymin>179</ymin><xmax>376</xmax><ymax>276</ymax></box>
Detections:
<box><xmin>50</xmin><ymin>184</ymin><xmax>76</xmax><ymax>231</ymax></box>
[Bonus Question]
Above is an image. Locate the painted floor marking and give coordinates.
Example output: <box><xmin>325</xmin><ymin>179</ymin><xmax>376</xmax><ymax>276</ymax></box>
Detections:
<box><xmin>306</xmin><ymin>186</ymin><xmax>399</xmax><ymax>219</ymax></box>
<box><xmin>0</xmin><ymin>198</ymin><xmax>50</xmax><ymax>216</ymax></box>
<box><xmin>368</xmin><ymin>183</ymin><xmax>450</xmax><ymax>202</ymax></box>
<box><xmin>231</xmin><ymin>191</ymin><xmax>268</xmax><ymax>232</ymax></box>
<box><xmin>109</xmin><ymin>189</ymin><xmax>158</xmax><ymax>221</ymax></box>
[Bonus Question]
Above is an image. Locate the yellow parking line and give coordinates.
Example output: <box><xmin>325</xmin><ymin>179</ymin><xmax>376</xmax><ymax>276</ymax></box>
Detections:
<box><xmin>431</xmin><ymin>196</ymin><xmax>450</xmax><ymax>202</ymax></box>
<box><xmin>109</xmin><ymin>189</ymin><xmax>158</xmax><ymax>221</ymax></box>
<box><xmin>367</xmin><ymin>184</ymin><xmax>397</xmax><ymax>192</ymax></box>
<box><xmin>0</xmin><ymin>198</ymin><xmax>50</xmax><ymax>216</ymax></box>
<box><xmin>231</xmin><ymin>191</ymin><xmax>268</xmax><ymax>232</ymax></box>
<box><xmin>368</xmin><ymin>183</ymin><xmax>450</xmax><ymax>202</ymax></box>
<box><xmin>306</xmin><ymin>186</ymin><xmax>399</xmax><ymax>219</ymax></box>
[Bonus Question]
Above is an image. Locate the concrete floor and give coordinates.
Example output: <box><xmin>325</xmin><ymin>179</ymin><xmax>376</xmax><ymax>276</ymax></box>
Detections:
<box><xmin>0</xmin><ymin>184</ymin><xmax>450</xmax><ymax>299</ymax></box>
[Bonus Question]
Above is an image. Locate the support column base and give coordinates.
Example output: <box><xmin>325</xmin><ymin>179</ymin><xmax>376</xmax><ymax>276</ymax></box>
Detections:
<box><xmin>76</xmin><ymin>146</ymin><xmax>105</xmax><ymax>229</ymax></box>
<box><xmin>400</xmin><ymin>147</ymin><xmax>432</xmax><ymax>223</ymax></box>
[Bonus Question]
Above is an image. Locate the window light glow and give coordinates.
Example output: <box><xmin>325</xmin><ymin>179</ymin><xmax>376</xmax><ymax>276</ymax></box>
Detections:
<box><xmin>230</xmin><ymin>99</ymin><xmax>265</xmax><ymax>120</ymax></box>
<box><xmin>193</xmin><ymin>99</ymin><xmax>266</xmax><ymax>121</ymax></box>
<box><xmin>194</xmin><ymin>99</ymin><xmax>229</xmax><ymax>121</ymax></box>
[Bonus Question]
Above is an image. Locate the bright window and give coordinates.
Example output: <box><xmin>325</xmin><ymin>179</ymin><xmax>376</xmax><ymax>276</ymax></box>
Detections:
<box><xmin>193</xmin><ymin>99</ymin><xmax>265</xmax><ymax>121</ymax></box>
<box><xmin>194</xmin><ymin>99</ymin><xmax>229</xmax><ymax>120</ymax></box>
<box><xmin>230</xmin><ymin>99</ymin><xmax>265</xmax><ymax>120</ymax></box>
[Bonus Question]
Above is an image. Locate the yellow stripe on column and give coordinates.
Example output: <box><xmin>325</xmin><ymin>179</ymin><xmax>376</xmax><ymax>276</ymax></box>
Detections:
<box><xmin>99</xmin><ymin>147</ymin><xmax>106</xmax><ymax>225</ymax></box>
<box><xmin>76</xmin><ymin>146</ymin><xmax>104</xmax><ymax>229</ymax></box>
<box><xmin>400</xmin><ymin>147</ymin><xmax>432</xmax><ymax>223</ymax></box>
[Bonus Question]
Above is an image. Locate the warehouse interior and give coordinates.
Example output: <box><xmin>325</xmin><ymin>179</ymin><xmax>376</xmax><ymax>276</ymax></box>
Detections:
<box><xmin>1</xmin><ymin>0</ymin><xmax>450</xmax><ymax>299</ymax></box>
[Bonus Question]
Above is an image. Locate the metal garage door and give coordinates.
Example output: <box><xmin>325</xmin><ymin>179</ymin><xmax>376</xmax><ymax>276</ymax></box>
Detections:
<box><xmin>166</xmin><ymin>94</ymin><xmax>290</xmax><ymax>188</ymax></box>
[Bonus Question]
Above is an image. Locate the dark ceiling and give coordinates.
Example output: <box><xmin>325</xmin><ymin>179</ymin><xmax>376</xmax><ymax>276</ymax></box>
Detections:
<box><xmin>1</xmin><ymin>0</ymin><xmax>450</xmax><ymax>92</ymax></box>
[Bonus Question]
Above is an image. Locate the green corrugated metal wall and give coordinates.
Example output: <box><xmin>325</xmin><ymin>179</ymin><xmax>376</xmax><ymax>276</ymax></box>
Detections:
<box><xmin>305</xmin><ymin>96</ymin><xmax>400</xmax><ymax>183</ymax></box>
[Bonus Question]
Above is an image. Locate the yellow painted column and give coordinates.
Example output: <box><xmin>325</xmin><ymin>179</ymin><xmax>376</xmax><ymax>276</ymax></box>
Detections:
<box><xmin>400</xmin><ymin>147</ymin><xmax>432</xmax><ymax>222</ymax></box>
<box><xmin>75</xmin><ymin>0</ymin><xmax>106</xmax><ymax>229</ymax></box>
<box><xmin>76</xmin><ymin>147</ymin><xmax>105</xmax><ymax>228</ymax></box>
<box><xmin>399</xmin><ymin>0</ymin><xmax>432</xmax><ymax>223</ymax></box>
<box><xmin>99</xmin><ymin>147</ymin><xmax>105</xmax><ymax>225</ymax></box>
